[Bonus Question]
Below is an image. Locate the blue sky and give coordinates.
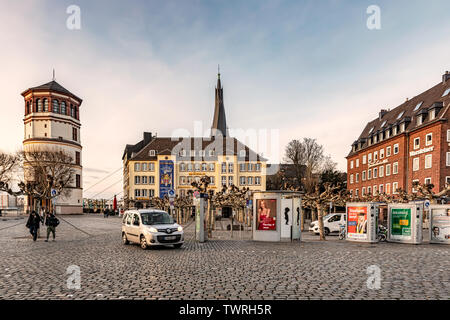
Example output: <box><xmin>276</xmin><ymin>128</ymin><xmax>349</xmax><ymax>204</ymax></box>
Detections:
<box><xmin>1</xmin><ymin>0</ymin><xmax>450</xmax><ymax>199</ymax></box>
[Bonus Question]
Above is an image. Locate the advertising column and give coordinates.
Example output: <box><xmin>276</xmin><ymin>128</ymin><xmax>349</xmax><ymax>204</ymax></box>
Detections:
<box><xmin>429</xmin><ymin>205</ymin><xmax>450</xmax><ymax>244</ymax></box>
<box><xmin>346</xmin><ymin>203</ymin><xmax>378</xmax><ymax>243</ymax></box>
<box><xmin>388</xmin><ymin>204</ymin><xmax>423</xmax><ymax>244</ymax></box>
<box><xmin>253</xmin><ymin>192</ymin><xmax>280</xmax><ymax>242</ymax></box>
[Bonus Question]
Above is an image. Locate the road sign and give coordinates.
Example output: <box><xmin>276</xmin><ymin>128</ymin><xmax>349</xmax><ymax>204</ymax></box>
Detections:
<box><xmin>424</xmin><ymin>200</ymin><xmax>430</xmax><ymax>209</ymax></box>
<box><xmin>168</xmin><ymin>189</ymin><xmax>175</xmax><ymax>198</ymax></box>
<box><xmin>51</xmin><ymin>189</ymin><xmax>57</xmax><ymax>197</ymax></box>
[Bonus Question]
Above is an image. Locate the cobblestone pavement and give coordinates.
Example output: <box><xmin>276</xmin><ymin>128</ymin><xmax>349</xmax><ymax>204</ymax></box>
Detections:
<box><xmin>0</xmin><ymin>215</ymin><xmax>448</xmax><ymax>300</ymax></box>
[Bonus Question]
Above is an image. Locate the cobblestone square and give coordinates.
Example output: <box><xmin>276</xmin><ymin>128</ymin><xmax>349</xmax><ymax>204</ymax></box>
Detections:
<box><xmin>0</xmin><ymin>215</ymin><xmax>448</xmax><ymax>300</ymax></box>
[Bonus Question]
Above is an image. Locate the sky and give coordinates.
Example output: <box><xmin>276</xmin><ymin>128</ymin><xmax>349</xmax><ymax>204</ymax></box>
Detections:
<box><xmin>1</xmin><ymin>0</ymin><xmax>450</xmax><ymax>200</ymax></box>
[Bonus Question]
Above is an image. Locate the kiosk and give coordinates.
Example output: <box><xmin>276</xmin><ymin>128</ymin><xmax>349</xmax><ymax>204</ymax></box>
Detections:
<box><xmin>429</xmin><ymin>204</ymin><xmax>450</xmax><ymax>244</ymax></box>
<box><xmin>253</xmin><ymin>191</ymin><xmax>302</xmax><ymax>242</ymax></box>
<box><xmin>387</xmin><ymin>203</ymin><xmax>423</xmax><ymax>244</ymax></box>
<box><xmin>345</xmin><ymin>202</ymin><xmax>379</xmax><ymax>243</ymax></box>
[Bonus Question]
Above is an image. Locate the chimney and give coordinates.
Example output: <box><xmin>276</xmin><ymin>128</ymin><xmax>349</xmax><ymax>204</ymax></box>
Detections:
<box><xmin>443</xmin><ymin>71</ymin><xmax>450</xmax><ymax>83</ymax></box>
<box><xmin>143</xmin><ymin>132</ymin><xmax>152</xmax><ymax>145</ymax></box>
<box><xmin>379</xmin><ymin>109</ymin><xmax>388</xmax><ymax>120</ymax></box>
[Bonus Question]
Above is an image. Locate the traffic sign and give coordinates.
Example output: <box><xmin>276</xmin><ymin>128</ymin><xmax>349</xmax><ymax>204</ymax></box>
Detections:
<box><xmin>168</xmin><ymin>189</ymin><xmax>175</xmax><ymax>198</ymax></box>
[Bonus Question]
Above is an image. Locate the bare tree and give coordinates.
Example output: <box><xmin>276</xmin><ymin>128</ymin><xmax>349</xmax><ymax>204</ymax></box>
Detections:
<box><xmin>18</xmin><ymin>149</ymin><xmax>75</xmax><ymax>213</ymax></box>
<box><xmin>0</xmin><ymin>151</ymin><xmax>20</xmax><ymax>195</ymax></box>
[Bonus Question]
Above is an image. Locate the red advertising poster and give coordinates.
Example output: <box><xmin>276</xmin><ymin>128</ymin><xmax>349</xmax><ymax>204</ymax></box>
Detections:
<box><xmin>347</xmin><ymin>206</ymin><xmax>368</xmax><ymax>240</ymax></box>
<box><xmin>257</xmin><ymin>199</ymin><xmax>277</xmax><ymax>231</ymax></box>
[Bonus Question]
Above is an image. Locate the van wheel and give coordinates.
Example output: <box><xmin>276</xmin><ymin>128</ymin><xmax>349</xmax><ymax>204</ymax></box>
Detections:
<box><xmin>122</xmin><ymin>233</ymin><xmax>129</xmax><ymax>245</ymax></box>
<box><xmin>140</xmin><ymin>236</ymin><xmax>148</xmax><ymax>250</ymax></box>
<box><xmin>173</xmin><ymin>243</ymin><xmax>183</xmax><ymax>249</ymax></box>
<box><xmin>324</xmin><ymin>228</ymin><xmax>330</xmax><ymax>236</ymax></box>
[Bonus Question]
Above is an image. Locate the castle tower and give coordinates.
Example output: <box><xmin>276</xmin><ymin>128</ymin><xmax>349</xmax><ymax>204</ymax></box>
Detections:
<box><xmin>21</xmin><ymin>79</ymin><xmax>83</xmax><ymax>214</ymax></box>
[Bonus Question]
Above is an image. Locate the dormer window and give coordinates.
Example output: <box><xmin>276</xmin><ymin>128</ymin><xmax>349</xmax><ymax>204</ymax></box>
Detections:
<box><xmin>429</xmin><ymin>109</ymin><xmax>436</xmax><ymax>120</ymax></box>
<box><xmin>393</xmin><ymin>126</ymin><xmax>398</xmax><ymax>135</ymax></box>
<box><xmin>400</xmin><ymin>123</ymin><xmax>405</xmax><ymax>132</ymax></box>
<box><xmin>239</xmin><ymin>150</ymin><xmax>246</xmax><ymax>157</ymax></box>
<box><xmin>417</xmin><ymin>115</ymin><xmax>423</xmax><ymax>126</ymax></box>
<box><xmin>149</xmin><ymin>150</ymin><xmax>156</xmax><ymax>156</ymax></box>
<box><xmin>396</xmin><ymin>111</ymin><xmax>404</xmax><ymax>120</ymax></box>
<box><xmin>381</xmin><ymin>120</ymin><xmax>387</xmax><ymax>127</ymax></box>
<box><xmin>209</xmin><ymin>149</ymin><xmax>215</xmax><ymax>156</ymax></box>
<box><xmin>442</xmin><ymin>88</ymin><xmax>450</xmax><ymax>97</ymax></box>
<box><xmin>413</xmin><ymin>101</ymin><xmax>423</xmax><ymax>111</ymax></box>
<box><xmin>179</xmin><ymin>149</ymin><xmax>186</xmax><ymax>157</ymax></box>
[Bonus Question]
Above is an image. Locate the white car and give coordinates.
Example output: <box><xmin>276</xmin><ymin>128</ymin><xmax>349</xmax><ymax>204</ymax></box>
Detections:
<box><xmin>309</xmin><ymin>213</ymin><xmax>346</xmax><ymax>236</ymax></box>
<box><xmin>121</xmin><ymin>209</ymin><xmax>184</xmax><ymax>249</ymax></box>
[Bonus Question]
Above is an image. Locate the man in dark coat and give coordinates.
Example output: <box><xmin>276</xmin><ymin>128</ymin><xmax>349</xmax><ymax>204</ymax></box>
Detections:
<box><xmin>44</xmin><ymin>212</ymin><xmax>59</xmax><ymax>242</ymax></box>
<box><xmin>26</xmin><ymin>211</ymin><xmax>43</xmax><ymax>241</ymax></box>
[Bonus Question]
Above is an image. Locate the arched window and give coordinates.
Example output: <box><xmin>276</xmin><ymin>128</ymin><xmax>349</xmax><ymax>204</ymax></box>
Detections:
<box><xmin>61</xmin><ymin>101</ymin><xmax>66</xmax><ymax>115</ymax></box>
<box><xmin>26</xmin><ymin>101</ymin><xmax>31</xmax><ymax>115</ymax></box>
<box><xmin>43</xmin><ymin>98</ymin><xmax>48</xmax><ymax>112</ymax></box>
<box><xmin>70</xmin><ymin>105</ymin><xmax>75</xmax><ymax>117</ymax></box>
<box><xmin>52</xmin><ymin>99</ymin><xmax>59</xmax><ymax>113</ymax></box>
<box><xmin>35</xmin><ymin>98</ymin><xmax>41</xmax><ymax>112</ymax></box>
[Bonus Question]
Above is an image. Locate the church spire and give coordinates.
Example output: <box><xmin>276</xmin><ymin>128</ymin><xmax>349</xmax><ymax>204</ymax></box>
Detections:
<box><xmin>211</xmin><ymin>68</ymin><xmax>228</xmax><ymax>137</ymax></box>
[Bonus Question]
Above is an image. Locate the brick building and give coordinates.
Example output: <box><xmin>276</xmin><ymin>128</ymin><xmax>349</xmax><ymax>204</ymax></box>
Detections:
<box><xmin>347</xmin><ymin>71</ymin><xmax>450</xmax><ymax>197</ymax></box>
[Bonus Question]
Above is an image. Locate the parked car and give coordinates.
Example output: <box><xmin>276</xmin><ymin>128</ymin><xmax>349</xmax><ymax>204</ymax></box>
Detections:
<box><xmin>309</xmin><ymin>213</ymin><xmax>346</xmax><ymax>236</ymax></box>
<box><xmin>121</xmin><ymin>209</ymin><xmax>184</xmax><ymax>249</ymax></box>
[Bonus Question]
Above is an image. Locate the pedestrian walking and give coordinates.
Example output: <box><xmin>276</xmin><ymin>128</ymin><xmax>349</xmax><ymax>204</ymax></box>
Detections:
<box><xmin>44</xmin><ymin>212</ymin><xmax>60</xmax><ymax>242</ymax></box>
<box><xmin>104</xmin><ymin>208</ymin><xmax>109</xmax><ymax>218</ymax></box>
<box><xmin>26</xmin><ymin>211</ymin><xmax>43</xmax><ymax>241</ymax></box>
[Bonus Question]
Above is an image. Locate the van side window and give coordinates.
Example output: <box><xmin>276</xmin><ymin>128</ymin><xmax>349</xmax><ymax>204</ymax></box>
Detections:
<box><xmin>126</xmin><ymin>214</ymin><xmax>132</xmax><ymax>225</ymax></box>
<box><xmin>328</xmin><ymin>215</ymin><xmax>341</xmax><ymax>222</ymax></box>
<box><xmin>133</xmin><ymin>214</ymin><xmax>140</xmax><ymax>225</ymax></box>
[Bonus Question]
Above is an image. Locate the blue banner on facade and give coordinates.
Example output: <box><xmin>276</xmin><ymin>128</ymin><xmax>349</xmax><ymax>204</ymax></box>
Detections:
<box><xmin>159</xmin><ymin>160</ymin><xmax>174</xmax><ymax>198</ymax></box>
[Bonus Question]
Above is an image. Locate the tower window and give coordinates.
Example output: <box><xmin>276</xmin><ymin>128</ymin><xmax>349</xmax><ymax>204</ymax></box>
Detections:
<box><xmin>52</xmin><ymin>99</ymin><xmax>59</xmax><ymax>113</ymax></box>
<box><xmin>43</xmin><ymin>98</ymin><xmax>49</xmax><ymax>112</ymax></box>
<box><xmin>61</xmin><ymin>101</ymin><xmax>66</xmax><ymax>115</ymax></box>
<box><xmin>72</xmin><ymin>127</ymin><xmax>78</xmax><ymax>141</ymax></box>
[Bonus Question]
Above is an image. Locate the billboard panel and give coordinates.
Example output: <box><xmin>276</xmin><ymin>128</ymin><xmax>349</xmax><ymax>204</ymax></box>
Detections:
<box><xmin>347</xmin><ymin>206</ymin><xmax>368</xmax><ymax>240</ymax></box>
<box><xmin>159</xmin><ymin>160</ymin><xmax>174</xmax><ymax>198</ymax></box>
<box><xmin>390</xmin><ymin>208</ymin><xmax>412</xmax><ymax>240</ymax></box>
<box><xmin>256</xmin><ymin>199</ymin><xmax>277</xmax><ymax>231</ymax></box>
<box><xmin>430</xmin><ymin>207</ymin><xmax>450</xmax><ymax>244</ymax></box>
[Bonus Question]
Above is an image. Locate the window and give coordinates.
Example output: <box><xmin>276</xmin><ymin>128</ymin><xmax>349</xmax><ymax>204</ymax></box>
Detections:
<box><xmin>379</xmin><ymin>165</ymin><xmax>384</xmax><ymax>177</ymax></box>
<box><xmin>187</xmin><ymin>163</ymin><xmax>193</xmax><ymax>172</ymax></box>
<box><xmin>239</xmin><ymin>150</ymin><xmax>246</xmax><ymax>157</ymax></box>
<box><xmin>374</xmin><ymin>151</ymin><xmax>378</xmax><ymax>161</ymax></box>
<box><xmin>356</xmin><ymin>159</ymin><xmax>359</xmax><ymax>168</ymax></box>
<box><xmin>379</xmin><ymin>184</ymin><xmax>384</xmax><ymax>194</ymax></box>
<box><xmin>180</xmin><ymin>176</ymin><xmax>186</xmax><ymax>185</ymax></box>
<box><xmin>385</xmin><ymin>183</ymin><xmax>391</xmax><ymax>195</ymax></box>
<box><xmin>367</xmin><ymin>187</ymin><xmax>371</xmax><ymax>195</ymax></box>
<box><xmin>355</xmin><ymin>173</ymin><xmax>359</xmax><ymax>183</ymax></box>
<box><xmin>394</xmin><ymin>144</ymin><xmax>399</xmax><ymax>154</ymax></box>
<box><xmin>61</xmin><ymin>101</ymin><xmax>66</xmax><ymax>115</ymax></box>
<box><xmin>397</xmin><ymin>111</ymin><xmax>404</xmax><ymax>120</ymax></box>
<box><xmin>368</xmin><ymin>153</ymin><xmax>372</xmax><ymax>163</ymax></box>
<box><xmin>447</xmin><ymin>152</ymin><xmax>450</xmax><ymax>166</ymax></box>
<box><xmin>393</xmin><ymin>182</ymin><xmax>399</xmax><ymax>194</ymax></box>
<box><xmin>248</xmin><ymin>163</ymin><xmax>254</xmax><ymax>171</ymax></box>
<box><xmin>425</xmin><ymin>177</ymin><xmax>431</xmax><ymax>185</ymax></box>
<box><xmin>210</xmin><ymin>177</ymin><xmax>215</xmax><ymax>184</ymax></box>
<box><xmin>180</xmin><ymin>149</ymin><xmax>186</xmax><ymax>157</ymax></box>
<box><xmin>381</xmin><ymin>120</ymin><xmax>387</xmax><ymax>127</ymax></box>
<box><xmin>149</xmin><ymin>176</ymin><xmax>155</xmax><ymax>184</ymax></box>
<box><xmin>393</xmin><ymin>162</ymin><xmax>398</xmax><ymax>174</ymax></box>
<box><xmin>425</xmin><ymin>154</ymin><xmax>432</xmax><ymax>169</ymax></box>
<box><xmin>202</xmin><ymin>163</ymin><xmax>207</xmax><ymax>171</ymax></box>
<box><xmin>195</xmin><ymin>163</ymin><xmax>200</xmax><ymax>171</ymax></box>
<box><xmin>148</xmin><ymin>163</ymin><xmax>155</xmax><ymax>171</ymax></box>
<box><xmin>255</xmin><ymin>163</ymin><xmax>261</xmax><ymax>171</ymax></box>
<box><xmin>209</xmin><ymin>150</ymin><xmax>215</xmax><ymax>156</ymax></box>
<box><xmin>36</xmin><ymin>99</ymin><xmax>42</xmax><ymax>112</ymax></box>
<box><xmin>209</xmin><ymin>163</ymin><xmax>215</xmax><ymax>171</ymax></box>
<box><xmin>414</xmin><ymin>138</ymin><xmax>420</xmax><ymax>150</ymax></box>
<box><xmin>240</xmin><ymin>176</ymin><xmax>246</xmax><ymax>185</ymax></box>
<box><xmin>446</xmin><ymin>176</ymin><xmax>450</xmax><ymax>186</ymax></box>
<box><xmin>239</xmin><ymin>163</ymin><xmax>246</xmax><ymax>172</ymax></box>
<box><xmin>221</xmin><ymin>176</ymin><xmax>226</xmax><ymax>186</ymax></box>
<box><xmin>75</xmin><ymin>152</ymin><xmax>80</xmax><ymax>165</ymax></box>
<box><xmin>43</xmin><ymin>98</ymin><xmax>49</xmax><ymax>112</ymax></box>
<box><xmin>142</xmin><ymin>163</ymin><xmax>147</xmax><ymax>171</ymax></box>
<box><xmin>142</xmin><ymin>176</ymin><xmax>148</xmax><ymax>184</ymax></box>
<box><xmin>134</xmin><ymin>176</ymin><xmax>141</xmax><ymax>184</ymax></box>
<box><xmin>149</xmin><ymin>189</ymin><xmax>155</xmax><ymax>197</ymax></box>
<box><xmin>247</xmin><ymin>176</ymin><xmax>253</xmax><ymax>185</ymax></box>
<box><xmin>362</xmin><ymin>170</ymin><xmax>366</xmax><ymax>181</ymax></box>
<box><xmin>134</xmin><ymin>163</ymin><xmax>140</xmax><ymax>172</ymax></box>
<box><xmin>368</xmin><ymin>169</ymin><xmax>372</xmax><ymax>180</ymax></box>
<box><xmin>255</xmin><ymin>177</ymin><xmax>261</xmax><ymax>185</ymax></box>
<box><xmin>426</xmin><ymin>133</ymin><xmax>432</xmax><ymax>146</ymax></box>
<box><xmin>134</xmin><ymin>189</ymin><xmax>141</xmax><ymax>198</ymax></box>
<box><xmin>149</xmin><ymin>150</ymin><xmax>156</xmax><ymax>156</ymax></box>
<box><xmin>362</xmin><ymin>187</ymin><xmax>366</xmax><ymax>196</ymax></box>
<box><xmin>350</xmin><ymin>161</ymin><xmax>354</xmax><ymax>169</ymax></box>
<box><xmin>221</xmin><ymin>163</ymin><xmax>227</xmax><ymax>173</ymax></box>
<box><xmin>442</xmin><ymin>88</ymin><xmax>450</xmax><ymax>97</ymax></box>
<box><xmin>386</xmin><ymin>164</ymin><xmax>391</xmax><ymax>176</ymax></box>
<box><xmin>72</xmin><ymin>128</ymin><xmax>78</xmax><ymax>141</ymax></box>
<box><xmin>417</xmin><ymin>116</ymin><xmax>423</xmax><ymax>126</ymax></box>
<box><xmin>362</xmin><ymin>155</ymin><xmax>367</xmax><ymax>164</ymax></box>
<box><xmin>447</xmin><ymin>130</ymin><xmax>450</xmax><ymax>142</ymax></box>
<box><xmin>350</xmin><ymin>174</ymin><xmax>354</xmax><ymax>184</ymax></box>
<box><xmin>413</xmin><ymin>158</ymin><xmax>419</xmax><ymax>171</ymax></box>
<box><xmin>76</xmin><ymin>174</ymin><xmax>81</xmax><ymax>188</ymax></box>
<box><xmin>180</xmin><ymin>163</ymin><xmax>186</xmax><ymax>171</ymax></box>
<box><xmin>386</xmin><ymin>146</ymin><xmax>391</xmax><ymax>157</ymax></box>
<box><xmin>413</xmin><ymin>101</ymin><xmax>423</xmax><ymax>111</ymax></box>
<box><xmin>380</xmin><ymin>149</ymin><xmax>384</xmax><ymax>159</ymax></box>
<box><xmin>228</xmin><ymin>163</ymin><xmax>234</xmax><ymax>173</ymax></box>
<box><xmin>52</xmin><ymin>100</ymin><xmax>59</xmax><ymax>113</ymax></box>
<box><xmin>373</xmin><ymin>168</ymin><xmax>378</xmax><ymax>178</ymax></box>
<box><xmin>70</xmin><ymin>105</ymin><xmax>75</xmax><ymax>117</ymax></box>
<box><xmin>228</xmin><ymin>176</ymin><xmax>233</xmax><ymax>186</ymax></box>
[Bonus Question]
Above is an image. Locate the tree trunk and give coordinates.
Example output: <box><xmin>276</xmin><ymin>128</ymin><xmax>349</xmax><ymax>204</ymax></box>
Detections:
<box><xmin>317</xmin><ymin>205</ymin><xmax>326</xmax><ymax>240</ymax></box>
<box><xmin>300</xmin><ymin>206</ymin><xmax>305</xmax><ymax>231</ymax></box>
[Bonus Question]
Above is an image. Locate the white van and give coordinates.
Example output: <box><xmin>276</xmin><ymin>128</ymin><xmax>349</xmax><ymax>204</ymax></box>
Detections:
<box><xmin>122</xmin><ymin>209</ymin><xmax>184</xmax><ymax>249</ymax></box>
<box><xmin>309</xmin><ymin>213</ymin><xmax>346</xmax><ymax>236</ymax></box>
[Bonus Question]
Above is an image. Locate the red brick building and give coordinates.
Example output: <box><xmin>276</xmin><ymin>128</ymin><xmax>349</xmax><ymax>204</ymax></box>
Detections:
<box><xmin>347</xmin><ymin>71</ymin><xmax>450</xmax><ymax>197</ymax></box>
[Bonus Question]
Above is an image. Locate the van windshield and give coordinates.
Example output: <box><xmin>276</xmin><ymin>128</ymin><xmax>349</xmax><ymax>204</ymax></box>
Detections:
<box><xmin>140</xmin><ymin>211</ymin><xmax>173</xmax><ymax>225</ymax></box>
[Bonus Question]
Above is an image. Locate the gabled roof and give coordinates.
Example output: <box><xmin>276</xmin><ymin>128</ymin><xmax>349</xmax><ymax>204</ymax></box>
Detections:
<box><xmin>21</xmin><ymin>80</ymin><xmax>82</xmax><ymax>103</ymax></box>
<box><xmin>348</xmin><ymin>76</ymin><xmax>450</xmax><ymax>156</ymax></box>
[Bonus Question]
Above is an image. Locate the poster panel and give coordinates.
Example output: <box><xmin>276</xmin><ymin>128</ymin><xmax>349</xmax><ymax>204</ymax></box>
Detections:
<box><xmin>430</xmin><ymin>207</ymin><xmax>450</xmax><ymax>244</ymax></box>
<box><xmin>391</xmin><ymin>208</ymin><xmax>412</xmax><ymax>240</ymax></box>
<box><xmin>159</xmin><ymin>160</ymin><xmax>174</xmax><ymax>198</ymax></box>
<box><xmin>347</xmin><ymin>206</ymin><xmax>368</xmax><ymax>240</ymax></box>
<box><xmin>256</xmin><ymin>199</ymin><xmax>277</xmax><ymax>231</ymax></box>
